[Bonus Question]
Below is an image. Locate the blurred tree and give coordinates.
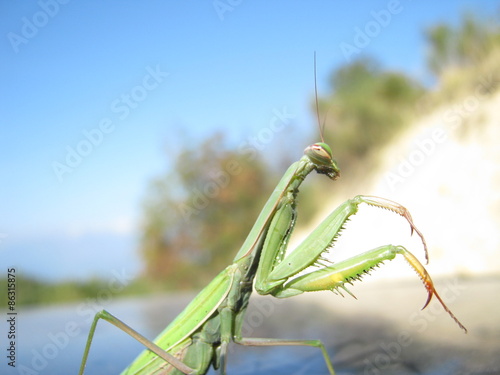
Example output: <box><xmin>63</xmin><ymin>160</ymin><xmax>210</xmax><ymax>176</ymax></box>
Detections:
<box><xmin>426</xmin><ymin>24</ymin><xmax>455</xmax><ymax>76</ymax></box>
<box><xmin>140</xmin><ymin>133</ymin><xmax>274</xmax><ymax>289</ymax></box>
<box><xmin>425</xmin><ymin>12</ymin><xmax>500</xmax><ymax>76</ymax></box>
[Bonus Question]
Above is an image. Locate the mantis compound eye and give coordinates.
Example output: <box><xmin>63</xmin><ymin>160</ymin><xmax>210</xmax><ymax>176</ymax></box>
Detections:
<box><xmin>304</xmin><ymin>142</ymin><xmax>340</xmax><ymax>180</ymax></box>
<box><xmin>304</xmin><ymin>142</ymin><xmax>331</xmax><ymax>164</ymax></box>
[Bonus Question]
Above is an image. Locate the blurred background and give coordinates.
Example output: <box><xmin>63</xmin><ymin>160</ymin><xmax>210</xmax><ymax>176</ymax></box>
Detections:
<box><xmin>1</xmin><ymin>1</ymin><xmax>499</xmax><ymax>374</ymax></box>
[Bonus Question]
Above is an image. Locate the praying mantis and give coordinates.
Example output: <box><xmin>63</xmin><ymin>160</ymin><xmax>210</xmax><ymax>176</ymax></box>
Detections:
<box><xmin>78</xmin><ymin>64</ymin><xmax>467</xmax><ymax>375</ymax></box>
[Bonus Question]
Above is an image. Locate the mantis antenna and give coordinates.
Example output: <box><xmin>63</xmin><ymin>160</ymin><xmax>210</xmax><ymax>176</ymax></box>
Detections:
<box><xmin>314</xmin><ymin>52</ymin><xmax>327</xmax><ymax>143</ymax></box>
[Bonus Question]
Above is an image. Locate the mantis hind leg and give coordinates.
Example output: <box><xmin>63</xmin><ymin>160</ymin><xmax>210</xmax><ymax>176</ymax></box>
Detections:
<box><xmin>233</xmin><ymin>336</ymin><xmax>336</xmax><ymax>375</ymax></box>
<box><xmin>78</xmin><ymin>310</ymin><xmax>197</xmax><ymax>375</ymax></box>
<box><xmin>228</xmin><ymin>303</ymin><xmax>336</xmax><ymax>374</ymax></box>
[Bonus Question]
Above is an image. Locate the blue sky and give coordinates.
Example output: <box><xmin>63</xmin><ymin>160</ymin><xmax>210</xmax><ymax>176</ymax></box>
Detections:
<box><xmin>1</xmin><ymin>0</ymin><xmax>497</xmax><ymax>281</ymax></box>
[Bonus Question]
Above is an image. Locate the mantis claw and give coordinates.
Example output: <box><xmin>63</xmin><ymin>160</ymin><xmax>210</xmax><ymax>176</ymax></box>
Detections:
<box><xmin>399</xmin><ymin>246</ymin><xmax>467</xmax><ymax>333</ymax></box>
<box><xmin>359</xmin><ymin>195</ymin><xmax>429</xmax><ymax>264</ymax></box>
<box><xmin>399</xmin><ymin>208</ymin><xmax>429</xmax><ymax>265</ymax></box>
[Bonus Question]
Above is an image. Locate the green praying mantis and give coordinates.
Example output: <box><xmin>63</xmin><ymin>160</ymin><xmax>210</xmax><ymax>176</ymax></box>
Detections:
<box><xmin>78</xmin><ymin>65</ymin><xmax>467</xmax><ymax>375</ymax></box>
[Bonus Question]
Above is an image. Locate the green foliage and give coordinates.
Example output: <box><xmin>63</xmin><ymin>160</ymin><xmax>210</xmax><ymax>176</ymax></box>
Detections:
<box><xmin>1</xmin><ymin>275</ymin><xmax>105</xmax><ymax>307</ymax></box>
<box><xmin>0</xmin><ymin>274</ymin><xmax>165</xmax><ymax>307</ymax></box>
<box><xmin>425</xmin><ymin>12</ymin><xmax>500</xmax><ymax>76</ymax></box>
<box><xmin>419</xmin><ymin>11</ymin><xmax>500</xmax><ymax>112</ymax></box>
<box><xmin>140</xmin><ymin>133</ymin><xmax>274</xmax><ymax>289</ymax></box>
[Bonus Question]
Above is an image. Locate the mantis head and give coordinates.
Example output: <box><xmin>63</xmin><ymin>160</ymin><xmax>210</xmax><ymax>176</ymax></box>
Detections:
<box><xmin>304</xmin><ymin>142</ymin><xmax>340</xmax><ymax>180</ymax></box>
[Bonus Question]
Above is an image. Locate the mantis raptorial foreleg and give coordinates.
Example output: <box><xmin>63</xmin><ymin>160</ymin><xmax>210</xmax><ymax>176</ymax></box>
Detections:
<box><xmin>253</xmin><ymin>194</ymin><xmax>467</xmax><ymax>333</ymax></box>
